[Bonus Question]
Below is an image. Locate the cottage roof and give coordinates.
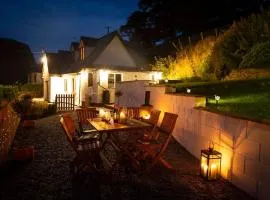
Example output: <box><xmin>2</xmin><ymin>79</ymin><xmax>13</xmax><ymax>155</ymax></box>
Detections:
<box><xmin>60</xmin><ymin>31</ymin><xmax>151</xmax><ymax>74</ymax></box>
<box><xmin>70</xmin><ymin>42</ymin><xmax>79</xmax><ymax>51</ymax></box>
<box><xmin>80</xmin><ymin>36</ymin><xmax>99</xmax><ymax>47</ymax></box>
<box><xmin>46</xmin><ymin>51</ymin><xmax>75</xmax><ymax>74</ymax></box>
<box><xmin>83</xmin><ymin>31</ymin><xmax>150</xmax><ymax>69</ymax></box>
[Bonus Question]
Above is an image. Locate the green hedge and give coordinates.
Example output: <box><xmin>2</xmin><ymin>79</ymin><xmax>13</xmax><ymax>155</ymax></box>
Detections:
<box><xmin>19</xmin><ymin>83</ymin><xmax>43</xmax><ymax>98</ymax></box>
<box><xmin>0</xmin><ymin>85</ymin><xmax>18</xmax><ymax>101</ymax></box>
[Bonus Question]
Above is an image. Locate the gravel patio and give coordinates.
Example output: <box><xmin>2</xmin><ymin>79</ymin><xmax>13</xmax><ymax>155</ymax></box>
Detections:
<box><xmin>0</xmin><ymin>113</ymin><xmax>255</xmax><ymax>200</ymax></box>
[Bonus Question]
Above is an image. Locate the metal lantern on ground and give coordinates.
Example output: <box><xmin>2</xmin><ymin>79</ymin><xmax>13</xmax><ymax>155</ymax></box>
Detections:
<box><xmin>200</xmin><ymin>149</ymin><xmax>222</xmax><ymax>180</ymax></box>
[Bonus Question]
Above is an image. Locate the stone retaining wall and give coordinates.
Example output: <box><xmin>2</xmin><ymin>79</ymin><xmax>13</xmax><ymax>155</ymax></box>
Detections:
<box><xmin>117</xmin><ymin>81</ymin><xmax>270</xmax><ymax>200</ymax></box>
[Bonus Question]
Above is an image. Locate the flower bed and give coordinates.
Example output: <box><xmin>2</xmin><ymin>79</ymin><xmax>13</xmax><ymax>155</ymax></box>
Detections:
<box><xmin>0</xmin><ymin>105</ymin><xmax>20</xmax><ymax>165</ymax></box>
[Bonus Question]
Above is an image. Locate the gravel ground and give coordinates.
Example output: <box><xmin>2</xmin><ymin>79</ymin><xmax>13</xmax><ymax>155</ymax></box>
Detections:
<box><xmin>0</xmin><ymin>112</ymin><xmax>255</xmax><ymax>200</ymax></box>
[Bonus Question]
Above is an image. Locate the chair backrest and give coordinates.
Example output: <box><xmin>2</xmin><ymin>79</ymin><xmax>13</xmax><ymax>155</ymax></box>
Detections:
<box><xmin>60</xmin><ymin>113</ymin><xmax>78</xmax><ymax>150</ymax></box>
<box><xmin>142</xmin><ymin>112</ymin><xmax>178</xmax><ymax>174</ymax></box>
<box><xmin>124</xmin><ymin>107</ymin><xmax>140</xmax><ymax>119</ymax></box>
<box><xmin>159</xmin><ymin>112</ymin><xmax>178</xmax><ymax>135</ymax></box>
<box><xmin>147</xmin><ymin>109</ymin><xmax>161</xmax><ymax>126</ymax></box>
<box><xmin>76</xmin><ymin>108</ymin><xmax>97</xmax><ymax>125</ymax></box>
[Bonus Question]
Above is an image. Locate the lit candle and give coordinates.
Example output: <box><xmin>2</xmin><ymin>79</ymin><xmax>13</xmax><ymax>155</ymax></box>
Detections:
<box><xmin>143</xmin><ymin>114</ymin><xmax>150</xmax><ymax>120</ymax></box>
<box><xmin>99</xmin><ymin>109</ymin><xmax>105</xmax><ymax>118</ymax></box>
<box><xmin>120</xmin><ymin>111</ymin><xmax>125</xmax><ymax>120</ymax></box>
<box><xmin>210</xmin><ymin>163</ymin><xmax>217</xmax><ymax>179</ymax></box>
<box><xmin>201</xmin><ymin>163</ymin><xmax>208</xmax><ymax>177</ymax></box>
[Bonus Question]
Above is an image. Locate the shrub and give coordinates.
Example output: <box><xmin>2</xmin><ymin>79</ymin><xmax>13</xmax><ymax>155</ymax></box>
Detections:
<box><xmin>239</xmin><ymin>41</ymin><xmax>270</xmax><ymax>68</ymax></box>
<box><xmin>152</xmin><ymin>56</ymin><xmax>176</xmax><ymax>79</ymax></box>
<box><xmin>20</xmin><ymin>83</ymin><xmax>43</xmax><ymax>98</ymax></box>
<box><xmin>0</xmin><ymin>85</ymin><xmax>18</xmax><ymax>102</ymax></box>
<box><xmin>12</xmin><ymin>99</ymin><xmax>56</xmax><ymax>119</ymax></box>
<box><xmin>210</xmin><ymin>12</ymin><xmax>270</xmax><ymax>79</ymax></box>
<box><xmin>152</xmin><ymin>36</ymin><xmax>216</xmax><ymax>80</ymax></box>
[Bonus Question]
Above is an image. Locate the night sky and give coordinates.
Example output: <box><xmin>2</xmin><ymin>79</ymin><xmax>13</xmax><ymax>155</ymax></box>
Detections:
<box><xmin>0</xmin><ymin>0</ymin><xmax>138</xmax><ymax>56</ymax></box>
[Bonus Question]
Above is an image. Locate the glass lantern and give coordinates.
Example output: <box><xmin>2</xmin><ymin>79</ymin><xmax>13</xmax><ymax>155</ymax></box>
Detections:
<box><xmin>200</xmin><ymin>149</ymin><xmax>222</xmax><ymax>181</ymax></box>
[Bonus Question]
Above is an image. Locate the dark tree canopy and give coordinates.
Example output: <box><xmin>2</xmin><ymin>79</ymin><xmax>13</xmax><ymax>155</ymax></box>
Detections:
<box><xmin>121</xmin><ymin>0</ymin><xmax>266</xmax><ymax>56</ymax></box>
<box><xmin>0</xmin><ymin>39</ymin><xmax>35</xmax><ymax>84</ymax></box>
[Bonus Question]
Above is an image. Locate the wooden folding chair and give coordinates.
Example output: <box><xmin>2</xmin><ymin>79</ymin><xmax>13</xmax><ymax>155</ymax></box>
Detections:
<box><xmin>140</xmin><ymin>109</ymin><xmax>161</xmax><ymax>141</ymax></box>
<box><xmin>76</xmin><ymin>108</ymin><xmax>98</xmax><ymax>135</ymax></box>
<box><xmin>127</xmin><ymin>112</ymin><xmax>178</xmax><ymax>174</ymax></box>
<box><xmin>125</xmin><ymin>107</ymin><xmax>140</xmax><ymax>119</ymax></box>
<box><xmin>60</xmin><ymin>113</ymin><xmax>101</xmax><ymax>177</ymax></box>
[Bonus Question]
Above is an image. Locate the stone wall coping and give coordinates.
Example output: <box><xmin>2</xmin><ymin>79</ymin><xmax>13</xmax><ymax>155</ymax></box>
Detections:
<box><xmin>165</xmin><ymin>92</ymin><xmax>206</xmax><ymax>98</ymax></box>
<box><xmin>146</xmin><ymin>84</ymin><xmax>167</xmax><ymax>88</ymax></box>
<box><xmin>195</xmin><ymin>106</ymin><xmax>270</xmax><ymax>126</ymax></box>
<box><xmin>119</xmin><ymin>80</ymin><xmax>150</xmax><ymax>83</ymax></box>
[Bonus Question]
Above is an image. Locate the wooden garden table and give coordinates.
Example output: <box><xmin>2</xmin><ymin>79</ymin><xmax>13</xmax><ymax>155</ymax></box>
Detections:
<box><xmin>87</xmin><ymin>118</ymin><xmax>151</xmax><ymax>170</ymax></box>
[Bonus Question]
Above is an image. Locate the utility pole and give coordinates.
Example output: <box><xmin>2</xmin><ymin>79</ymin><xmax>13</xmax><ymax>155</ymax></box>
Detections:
<box><xmin>105</xmin><ymin>26</ymin><xmax>112</xmax><ymax>34</ymax></box>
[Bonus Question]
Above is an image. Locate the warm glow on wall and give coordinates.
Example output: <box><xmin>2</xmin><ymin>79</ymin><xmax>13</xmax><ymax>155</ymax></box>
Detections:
<box><xmin>99</xmin><ymin>70</ymin><xmax>108</xmax><ymax>87</ymax></box>
<box><xmin>41</xmin><ymin>54</ymin><xmax>49</xmax><ymax>80</ymax></box>
<box><xmin>152</xmin><ymin>72</ymin><xmax>162</xmax><ymax>81</ymax></box>
<box><xmin>80</xmin><ymin>69</ymin><xmax>88</xmax><ymax>80</ymax></box>
<box><xmin>50</xmin><ymin>76</ymin><xmax>64</xmax><ymax>102</ymax></box>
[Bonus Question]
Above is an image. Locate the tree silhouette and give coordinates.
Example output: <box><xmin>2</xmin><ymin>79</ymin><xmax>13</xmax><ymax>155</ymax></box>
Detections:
<box><xmin>0</xmin><ymin>39</ymin><xmax>35</xmax><ymax>84</ymax></box>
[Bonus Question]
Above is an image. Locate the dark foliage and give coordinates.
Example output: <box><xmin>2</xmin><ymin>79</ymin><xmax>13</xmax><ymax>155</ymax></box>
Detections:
<box><xmin>121</xmin><ymin>0</ymin><xmax>265</xmax><ymax>57</ymax></box>
<box><xmin>20</xmin><ymin>83</ymin><xmax>43</xmax><ymax>98</ymax></box>
<box><xmin>0</xmin><ymin>38</ymin><xmax>35</xmax><ymax>84</ymax></box>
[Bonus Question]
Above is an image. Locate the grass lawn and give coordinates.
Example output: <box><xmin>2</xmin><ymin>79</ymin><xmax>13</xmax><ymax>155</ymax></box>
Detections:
<box><xmin>169</xmin><ymin>78</ymin><xmax>270</xmax><ymax>122</ymax></box>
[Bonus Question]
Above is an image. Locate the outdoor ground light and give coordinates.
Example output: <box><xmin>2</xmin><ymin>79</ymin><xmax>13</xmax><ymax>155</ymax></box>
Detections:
<box><xmin>200</xmin><ymin>148</ymin><xmax>222</xmax><ymax>181</ymax></box>
<box><xmin>214</xmin><ymin>95</ymin><xmax>220</xmax><ymax>105</ymax></box>
<box><xmin>165</xmin><ymin>79</ymin><xmax>168</xmax><ymax>83</ymax></box>
<box><xmin>186</xmin><ymin>88</ymin><xmax>191</xmax><ymax>93</ymax></box>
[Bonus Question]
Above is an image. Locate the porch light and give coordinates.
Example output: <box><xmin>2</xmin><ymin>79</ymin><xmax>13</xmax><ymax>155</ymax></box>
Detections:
<box><xmin>41</xmin><ymin>55</ymin><xmax>47</xmax><ymax>64</ymax></box>
<box><xmin>200</xmin><ymin>148</ymin><xmax>222</xmax><ymax>181</ymax></box>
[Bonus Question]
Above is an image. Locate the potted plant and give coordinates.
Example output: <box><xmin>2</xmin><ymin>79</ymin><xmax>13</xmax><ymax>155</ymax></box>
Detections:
<box><xmin>115</xmin><ymin>90</ymin><xmax>123</xmax><ymax>106</ymax></box>
<box><xmin>13</xmin><ymin>93</ymin><xmax>35</xmax><ymax>128</ymax></box>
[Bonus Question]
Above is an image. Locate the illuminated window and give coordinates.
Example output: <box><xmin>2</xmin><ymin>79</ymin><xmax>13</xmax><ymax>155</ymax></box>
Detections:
<box><xmin>108</xmin><ymin>74</ymin><xmax>114</xmax><ymax>88</ymax></box>
<box><xmin>108</xmin><ymin>73</ymin><xmax>122</xmax><ymax>88</ymax></box>
<box><xmin>115</xmin><ymin>74</ymin><xmax>122</xmax><ymax>83</ymax></box>
<box><xmin>88</xmin><ymin>73</ymin><xmax>93</xmax><ymax>86</ymax></box>
<box><xmin>64</xmin><ymin>79</ymin><xmax>67</xmax><ymax>92</ymax></box>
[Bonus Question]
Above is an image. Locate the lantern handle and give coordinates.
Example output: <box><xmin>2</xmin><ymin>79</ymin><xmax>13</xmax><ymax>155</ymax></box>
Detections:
<box><xmin>209</xmin><ymin>141</ymin><xmax>214</xmax><ymax>152</ymax></box>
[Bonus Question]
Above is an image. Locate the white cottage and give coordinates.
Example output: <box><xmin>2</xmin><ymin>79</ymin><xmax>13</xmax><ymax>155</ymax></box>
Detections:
<box><xmin>41</xmin><ymin>31</ymin><xmax>161</xmax><ymax>106</ymax></box>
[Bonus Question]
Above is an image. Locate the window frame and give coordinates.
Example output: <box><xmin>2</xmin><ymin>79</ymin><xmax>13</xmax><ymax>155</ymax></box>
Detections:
<box><xmin>88</xmin><ymin>73</ymin><xmax>93</xmax><ymax>87</ymax></box>
<box><xmin>64</xmin><ymin>79</ymin><xmax>68</xmax><ymax>92</ymax></box>
<box><xmin>72</xmin><ymin>78</ymin><xmax>75</xmax><ymax>92</ymax></box>
<box><xmin>108</xmin><ymin>73</ymin><xmax>122</xmax><ymax>89</ymax></box>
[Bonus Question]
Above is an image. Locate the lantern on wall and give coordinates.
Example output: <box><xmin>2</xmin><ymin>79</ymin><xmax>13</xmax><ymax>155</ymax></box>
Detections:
<box><xmin>200</xmin><ymin>148</ymin><xmax>222</xmax><ymax>180</ymax></box>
